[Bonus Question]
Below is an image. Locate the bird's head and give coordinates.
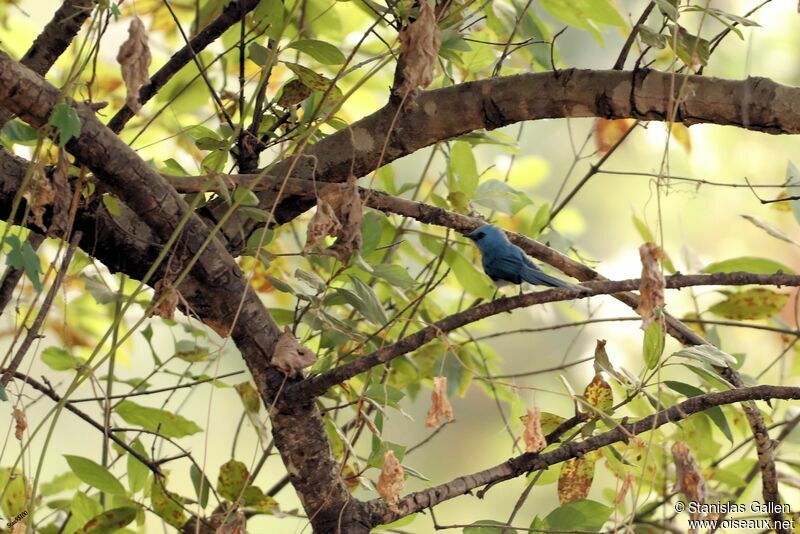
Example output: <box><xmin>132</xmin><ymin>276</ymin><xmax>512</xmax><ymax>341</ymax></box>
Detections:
<box><xmin>465</xmin><ymin>224</ymin><xmax>508</xmax><ymax>251</ymax></box>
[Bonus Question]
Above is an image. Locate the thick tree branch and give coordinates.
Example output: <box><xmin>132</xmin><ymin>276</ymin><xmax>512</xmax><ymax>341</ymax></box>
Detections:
<box><xmin>206</xmin><ymin>68</ymin><xmax>800</xmax><ymax>251</ymax></box>
<box><xmin>287</xmin><ymin>272</ymin><xmax>800</xmax><ymax>401</ymax></box>
<box><xmin>0</xmin><ymin>53</ymin><xmax>366</xmax><ymax>533</ymax></box>
<box><xmin>364</xmin><ymin>385</ymin><xmax>800</xmax><ymax>526</ymax></box>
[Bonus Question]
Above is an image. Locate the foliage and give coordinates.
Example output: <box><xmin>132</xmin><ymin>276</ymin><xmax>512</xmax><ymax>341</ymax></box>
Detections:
<box><xmin>0</xmin><ymin>0</ymin><xmax>795</xmax><ymax>533</ymax></box>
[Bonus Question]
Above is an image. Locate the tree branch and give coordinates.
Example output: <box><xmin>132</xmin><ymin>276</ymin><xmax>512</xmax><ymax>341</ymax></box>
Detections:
<box><xmin>287</xmin><ymin>272</ymin><xmax>800</xmax><ymax>401</ymax></box>
<box><xmin>364</xmin><ymin>385</ymin><xmax>800</xmax><ymax>526</ymax></box>
<box><xmin>106</xmin><ymin>0</ymin><xmax>262</xmax><ymax>133</ymax></box>
<box><xmin>0</xmin><ymin>52</ymin><xmax>367</xmax><ymax>533</ymax></box>
<box><xmin>205</xmin><ymin>68</ymin><xmax>800</xmax><ymax>251</ymax></box>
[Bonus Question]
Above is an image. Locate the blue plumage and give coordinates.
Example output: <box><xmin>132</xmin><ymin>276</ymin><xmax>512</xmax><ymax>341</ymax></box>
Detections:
<box><xmin>465</xmin><ymin>224</ymin><xmax>576</xmax><ymax>290</ymax></box>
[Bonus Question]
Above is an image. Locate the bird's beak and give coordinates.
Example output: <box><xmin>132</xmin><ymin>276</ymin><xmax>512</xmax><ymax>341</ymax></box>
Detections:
<box><xmin>463</xmin><ymin>229</ymin><xmax>475</xmax><ymax>240</ymax></box>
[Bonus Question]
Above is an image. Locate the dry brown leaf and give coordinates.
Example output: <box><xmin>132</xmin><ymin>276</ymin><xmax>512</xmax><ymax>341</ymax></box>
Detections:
<box><xmin>215</xmin><ymin>510</ymin><xmax>246</xmax><ymax>534</ymax></box>
<box><xmin>672</xmin><ymin>441</ymin><xmax>707</xmax><ymax>522</ymax></box>
<box><xmin>50</xmin><ymin>151</ymin><xmax>72</xmax><ymax>235</ymax></box>
<box><xmin>152</xmin><ymin>277</ymin><xmax>180</xmax><ymax>320</ymax></box>
<box><xmin>10</xmin><ymin>522</ymin><xmax>26</xmax><ymax>534</ymax></box>
<box><xmin>425</xmin><ymin>376</ymin><xmax>454</xmax><ymax>427</ymax></box>
<box><xmin>522</xmin><ymin>407</ymin><xmax>546</xmax><ymax>453</ymax></box>
<box><xmin>117</xmin><ymin>16</ymin><xmax>151</xmax><ymax>114</ymax></box>
<box><xmin>614</xmin><ymin>472</ymin><xmax>634</xmax><ymax>504</ymax></box>
<box><xmin>595</xmin><ymin>118</ymin><xmax>635</xmax><ymax>154</ymax></box>
<box><xmin>636</xmin><ymin>242</ymin><xmax>666</xmax><ymax>330</ymax></box>
<box><xmin>24</xmin><ymin>164</ymin><xmax>54</xmax><ymax>232</ymax></box>
<box><xmin>304</xmin><ymin>175</ymin><xmax>362</xmax><ymax>263</ymax></box>
<box><xmin>271</xmin><ymin>326</ymin><xmax>316</xmax><ymax>376</ymax></box>
<box><xmin>377</xmin><ymin>450</ymin><xmax>404</xmax><ymax>511</ymax></box>
<box><xmin>13</xmin><ymin>408</ymin><xmax>26</xmax><ymax>440</ymax></box>
<box><xmin>397</xmin><ymin>0</ymin><xmax>441</xmax><ymax>95</ymax></box>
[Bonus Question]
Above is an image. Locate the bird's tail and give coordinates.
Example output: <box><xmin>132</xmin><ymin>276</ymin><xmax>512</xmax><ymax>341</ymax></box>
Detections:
<box><xmin>522</xmin><ymin>267</ymin><xmax>579</xmax><ymax>290</ymax></box>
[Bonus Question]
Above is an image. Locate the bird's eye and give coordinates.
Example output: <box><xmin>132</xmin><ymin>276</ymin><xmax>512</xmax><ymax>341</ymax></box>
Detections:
<box><xmin>475</xmin><ymin>232</ymin><xmax>485</xmax><ymax>240</ymax></box>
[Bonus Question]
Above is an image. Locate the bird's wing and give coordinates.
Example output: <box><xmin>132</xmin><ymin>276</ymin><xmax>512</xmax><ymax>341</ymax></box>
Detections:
<box><xmin>515</xmin><ymin>246</ymin><xmax>574</xmax><ymax>288</ymax></box>
<box><xmin>482</xmin><ymin>248</ymin><xmax>525</xmax><ymax>284</ymax></box>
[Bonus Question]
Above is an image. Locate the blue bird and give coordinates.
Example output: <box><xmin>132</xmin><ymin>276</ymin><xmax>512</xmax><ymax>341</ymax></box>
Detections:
<box><xmin>465</xmin><ymin>224</ymin><xmax>578</xmax><ymax>291</ymax></box>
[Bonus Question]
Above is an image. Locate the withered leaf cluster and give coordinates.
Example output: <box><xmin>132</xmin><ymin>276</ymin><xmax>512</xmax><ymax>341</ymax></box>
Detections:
<box><xmin>117</xmin><ymin>16</ymin><xmax>152</xmax><ymax>114</ymax></box>
<box><xmin>304</xmin><ymin>175</ymin><xmax>363</xmax><ymax>263</ymax></box>
<box><xmin>397</xmin><ymin>1</ymin><xmax>441</xmax><ymax>95</ymax></box>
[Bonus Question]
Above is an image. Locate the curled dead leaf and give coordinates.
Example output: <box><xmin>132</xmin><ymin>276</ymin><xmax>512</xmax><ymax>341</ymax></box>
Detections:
<box><xmin>614</xmin><ymin>472</ymin><xmax>634</xmax><ymax>504</ymax></box>
<box><xmin>672</xmin><ymin>441</ymin><xmax>707</xmax><ymax>521</ymax></box>
<box><xmin>636</xmin><ymin>242</ymin><xmax>666</xmax><ymax>330</ymax></box>
<box><xmin>117</xmin><ymin>16</ymin><xmax>151</xmax><ymax>114</ymax></box>
<box><xmin>522</xmin><ymin>407</ymin><xmax>546</xmax><ymax>453</ymax></box>
<box><xmin>377</xmin><ymin>450</ymin><xmax>404</xmax><ymax>511</ymax></box>
<box><xmin>397</xmin><ymin>0</ymin><xmax>441</xmax><ymax>95</ymax></box>
<box><xmin>425</xmin><ymin>376</ymin><xmax>454</xmax><ymax>428</ymax></box>
<box><xmin>11</xmin><ymin>522</ymin><xmax>26</xmax><ymax>534</ymax></box>
<box><xmin>13</xmin><ymin>408</ymin><xmax>26</xmax><ymax>440</ymax></box>
<box><xmin>271</xmin><ymin>326</ymin><xmax>316</xmax><ymax>376</ymax></box>
<box><xmin>304</xmin><ymin>175</ymin><xmax>362</xmax><ymax>263</ymax></box>
<box><xmin>215</xmin><ymin>510</ymin><xmax>246</xmax><ymax>534</ymax></box>
<box><xmin>24</xmin><ymin>163</ymin><xmax>54</xmax><ymax>232</ymax></box>
<box><xmin>50</xmin><ymin>151</ymin><xmax>72</xmax><ymax>236</ymax></box>
<box><xmin>152</xmin><ymin>277</ymin><xmax>180</xmax><ymax>320</ymax></box>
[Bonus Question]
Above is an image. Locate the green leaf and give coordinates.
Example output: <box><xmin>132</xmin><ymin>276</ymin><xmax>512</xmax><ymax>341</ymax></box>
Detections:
<box><xmin>49</xmin><ymin>102</ymin><xmax>81</xmax><ymax>147</ymax></box>
<box><xmin>190</xmin><ymin>464</ymin><xmax>211</xmax><ymax>508</ymax></box>
<box><xmin>702</xmin><ymin>257</ymin><xmax>794</xmax><ymax>275</ymax></box>
<box><xmin>150</xmin><ymin>479</ymin><xmax>186</xmax><ymax>528</ymax></box>
<box><xmin>174</xmin><ymin>339</ymin><xmax>210</xmax><ymax>362</ymax></box>
<box><xmin>77</xmin><ymin>506</ymin><xmax>138</xmax><ymax>533</ymax></box>
<box><xmin>463</xmin><ymin>520</ymin><xmax>515</xmax><ymax>533</ymax></box>
<box><xmin>65</xmin><ymin>455</ymin><xmax>126</xmax><ymax>495</ymax></box>
<box><xmin>248</xmin><ymin>42</ymin><xmax>271</xmax><ymax>66</ymax></box>
<box><xmin>543</xmin><ymin>499</ymin><xmax>613</xmax><ymax>531</ymax></box>
<box><xmin>42</xmin><ymin>347</ymin><xmax>84</xmax><ymax>371</ymax></box>
<box><xmin>253</xmin><ymin>0</ymin><xmax>285</xmax><ymax>38</ymax></box>
<box><xmin>115</xmin><ymin>400</ymin><xmax>202</xmax><ymax>438</ymax></box>
<box><xmin>217</xmin><ymin>459</ymin><xmax>249</xmax><ymax>501</ymax></box>
<box><xmin>371</xmin><ymin>264</ymin><xmax>416</xmax><ymax>289</ymax></box>
<box><xmin>242</xmin><ymin>485</ymin><xmax>278</xmax><ymax>512</ymax></box>
<box><xmin>101</xmin><ymin>193</ymin><xmax>122</xmax><ymax>217</ymax></box>
<box><xmin>127</xmin><ymin>439</ymin><xmax>149</xmax><ymax>494</ymax></box>
<box><xmin>449</xmin><ymin>141</ymin><xmax>478</xmax><ymax>198</ymax></box>
<box><xmin>0</xmin><ymin>468</ymin><xmax>29</xmax><ymax>517</ymax></box>
<box><xmin>643</xmin><ymin>322</ymin><xmax>665</xmax><ymax>369</ymax></box>
<box><xmin>348</xmin><ymin>275</ymin><xmax>389</xmax><ymax>325</ymax></box>
<box><xmin>5</xmin><ymin>234</ymin><xmax>42</xmax><ymax>292</ymax></box>
<box><xmin>663</xmin><ymin>381</ymin><xmax>734</xmax><ymax>444</ymax></box>
<box><xmin>284</xmin><ymin>62</ymin><xmax>332</xmax><ymax>92</ymax></box>
<box><xmin>70</xmin><ymin>492</ymin><xmax>102</xmax><ymax>529</ymax></box>
<box><xmin>201</xmin><ymin>149</ymin><xmax>227</xmax><ymax>173</ymax></box>
<box><xmin>41</xmin><ymin>471</ymin><xmax>81</xmax><ymax>496</ymax></box>
<box><xmin>670</xmin><ymin>26</ymin><xmax>710</xmax><ymax>68</ymax></box>
<box><xmin>364</xmin><ymin>384</ymin><xmax>405</xmax><ymax>408</ymax></box>
<box><xmin>540</xmin><ymin>0</ymin><xmax>624</xmax><ymax>43</ymax></box>
<box><xmin>655</xmin><ymin>0</ymin><xmax>678</xmax><ymax>21</ymax></box>
<box><xmin>638</xmin><ymin>26</ymin><xmax>667</xmax><ymax>49</ymax></box>
<box><xmin>287</xmin><ymin>39</ymin><xmax>346</xmax><ymax>65</ymax></box>
<box><xmin>234</xmin><ymin>382</ymin><xmax>261</xmax><ymax>413</ymax></box>
<box><xmin>672</xmin><ymin>344</ymin><xmax>737</xmax><ymax>367</ymax></box>
<box><xmin>473</xmin><ymin>179</ymin><xmax>532</xmax><ymax>214</ymax></box>
<box><xmin>445</xmin><ymin>248</ymin><xmax>495</xmax><ymax>299</ymax></box>
<box><xmin>2</xmin><ymin>119</ymin><xmax>38</xmax><ymax>146</ymax></box>
<box><xmin>709</xmin><ymin>288</ymin><xmax>788</xmax><ymax>320</ymax></box>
